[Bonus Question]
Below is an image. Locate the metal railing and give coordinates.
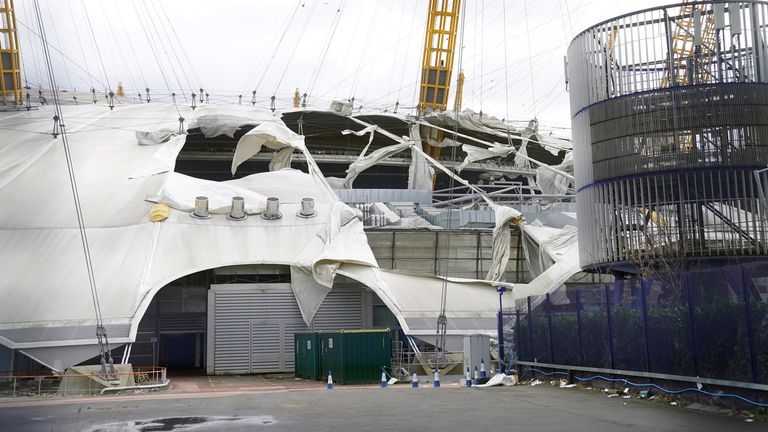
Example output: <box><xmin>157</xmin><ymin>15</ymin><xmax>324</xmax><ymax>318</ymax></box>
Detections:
<box><xmin>0</xmin><ymin>366</ymin><xmax>168</xmax><ymax>397</ymax></box>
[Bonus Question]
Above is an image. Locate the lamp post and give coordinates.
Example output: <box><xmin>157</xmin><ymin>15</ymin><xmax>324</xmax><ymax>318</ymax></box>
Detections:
<box><xmin>497</xmin><ymin>285</ymin><xmax>507</xmax><ymax>372</ymax></box>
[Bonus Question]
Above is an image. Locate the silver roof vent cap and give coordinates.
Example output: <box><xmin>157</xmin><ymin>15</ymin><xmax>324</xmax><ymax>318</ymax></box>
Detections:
<box><xmin>262</xmin><ymin>197</ymin><xmax>282</xmax><ymax>220</ymax></box>
<box><xmin>191</xmin><ymin>196</ymin><xmax>212</xmax><ymax>219</ymax></box>
<box><xmin>227</xmin><ymin>196</ymin><xmax>247</xmax><ymax>221</ymax></box>
<box><xmin>297</xmin><ymin>197</ymin><xmax>317</xmax><ymax>218</ymax></box>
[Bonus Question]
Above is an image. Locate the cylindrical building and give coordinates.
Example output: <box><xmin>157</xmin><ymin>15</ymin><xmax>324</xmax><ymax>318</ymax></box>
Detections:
<box><xmin>568</xmin><ymin>1</ymin><xmax>768</xmax><ymax>271</ymax></box>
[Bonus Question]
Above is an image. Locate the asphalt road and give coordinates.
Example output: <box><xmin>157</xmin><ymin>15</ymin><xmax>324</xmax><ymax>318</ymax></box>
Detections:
<box><xmin>0</xmin><ymin>384</ymin><xmax>760</xmax><ymax>432</ymax></box>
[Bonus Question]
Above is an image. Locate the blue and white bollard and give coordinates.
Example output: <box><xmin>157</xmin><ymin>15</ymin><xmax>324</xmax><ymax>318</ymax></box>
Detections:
<box><xmin>433</xmin><ymin>368</ymin><xmax>440</xmax><ymax>388</ymax></box>
<box><xmin>411</xmin><ymin>372</ymin><xmax>419</xmax><ymax>388</ymax></box>
<box><xmin>480</xmin><ymin>358</ymin><xmax>487</xmax><ymax>378</ymax></box>
<box><xmin>327</xmin><ymin>370</ymin><xmax>334</xmax><ymax>390</ymax></box>
<box><xmin>380</xmin><ymin>367</ymin><xmax>388</xmax><ymax>388</ymax></box>
<box><xmin>465</xmin><ymin>367</ymin><xmax>472</xmax><ymax>387</ymax></box>
<box><xmin>473</xmin><ymin>366</ymin><xmax>479</xmax><ymax>385</ymax></box>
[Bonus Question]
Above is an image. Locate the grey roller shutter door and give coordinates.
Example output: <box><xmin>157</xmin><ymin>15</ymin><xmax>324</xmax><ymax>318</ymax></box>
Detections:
<box><xmin>313</xmin><ymin>287</ymin><xmax>364</xmax><ymax>330</ymax></box>
<box><xmin>209</xmin><ymin>284</ymin><xmax>365</xmax><ymax>374</ymax></box>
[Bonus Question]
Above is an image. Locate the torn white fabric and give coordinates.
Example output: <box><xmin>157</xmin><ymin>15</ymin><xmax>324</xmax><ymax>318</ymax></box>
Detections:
<box><xmin>342</xmin><ymin>142</ymin><xmax>411</xmax><ymax>188</ymax></box>
<box><xmin>148</xmin><ymin>172</ymin><xmax>269</xmax><ymax>214</ymax></box>
<box><xmin>484</xmin><ymin>204</ymin><xmax>523</xmax><ymax>281</ymax></box>
<box><xmin>188</xmin><ymin>105</ymin><xmax>277</xmax><ymax>138</ymax></box>
<box><xmin>135</xmin><ymin>129</ymin><xmax>175</xmax><ymax>146</ymax></box>
<box><xmin>233</xmin><ymin>121</ymin><xmax>338</xmax><ymax>201</ymax></box>
<box><xmin>407</xmin><ymin>124</ymin><xmax>434</xmax><ymax>189</ymax></box>
<box><xmin>330</xmin><ymin>100</ymin><xmax>353</xmax><ymax>116</ymax></box>
<box><xmin>535</xmin><ymin>151</ymin><xmax>574</xmax><ymax>195</ymax></box>
<box><xmin>342</xmin><ymin>125</ymin><xmax>377</xmax><ymax>158</ymax></box>
<box><xmin>269</xmin><ymin>146</ymin><xmax>294</xmax><ymax>171</ymax></box>
<box><xmin>290</xmin><ymin>265</ymin><xmax>331</xmax><ymax>325</ymax></box>
<box><xmin>457</xmin><ymin>143</ymin><xmax>514</xmax><ymax>173</ymax></box>
<box><xmin>129</xmin><ymin>135</ymin><xmax>187</xmax><ymax>179</ymax></box>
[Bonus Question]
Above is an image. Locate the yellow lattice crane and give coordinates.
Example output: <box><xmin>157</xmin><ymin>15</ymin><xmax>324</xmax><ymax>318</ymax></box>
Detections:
<box><xmin>661</xmin><ymin>0</ymin><xmax>717</xmax><ymax>87</ymax></box>
<box><xmin>0</xmin><ymin>0</ymin><xmax>22</xmax><ymax>106</ymax></box>
<box><xmin>418</xmin><ymin>0</ymin><xmax>462</xmax><ymax>162</ymax></box>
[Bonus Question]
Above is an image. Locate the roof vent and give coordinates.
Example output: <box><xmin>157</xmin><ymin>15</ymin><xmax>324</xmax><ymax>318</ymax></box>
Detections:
<box><xmin>227</xmin><ymin>196</ymin><xmax>247</xmax><ymax>221</ymax></box>
<box><xmin>191</xmin><ymin>196</ymin><xmax>212</xmax><ymax>219</ymax></box>
<box><xmin>262</xmin><ymin>197</ymin><xmax>282</xmax><ymax>220</ymax></box>
<box><xmin>297</xmin><ymin>197</ymin><xmax>316</xmax><ymax>218</ymax></box>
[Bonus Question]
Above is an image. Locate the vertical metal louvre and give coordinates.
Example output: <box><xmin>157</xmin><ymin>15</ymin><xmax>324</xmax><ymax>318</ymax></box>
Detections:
<box><xmin>209</xmin><ymin>284</ymin><xmax>366</xmax><ymax>374</ymax></box>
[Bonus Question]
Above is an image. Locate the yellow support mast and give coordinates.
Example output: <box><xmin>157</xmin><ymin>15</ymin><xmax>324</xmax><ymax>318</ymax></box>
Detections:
<box><xmin>0</xmin><ymin>0</ymin><xmax>22</xmax><ymax>106</ymax></box>
<box><xmin>418</xmin><ymin>0</ymin><xmax>462</xmax><ymax>162</ymax></box>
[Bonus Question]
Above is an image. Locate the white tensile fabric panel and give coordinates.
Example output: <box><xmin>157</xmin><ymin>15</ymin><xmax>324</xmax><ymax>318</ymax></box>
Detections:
<box><xmin>407</xmin><ymin>124</ymin><xmax>434</xmax><ymax>190</ymax></box>
<box><xmin>535</xmin><ymin>151</ymin><xmax>574</xmax><ymax>195</ymax></box>
<box><xmin>338</xmin><ymin>264</ymin><xmax>506</xmax><ymax>337</ymax></box>
<box><xmin>457</xmin><ymin>143</ymin><xmax>514</xmax><ymax>173</ymax></box>
<box><xmin>187</xmin><ymin>105</ymin><xmax>278</xmax><ymax>138</ymax></box>
<box><xmin>129</xmin><ymin>134</ymin><xmax>187</xmax><ymax>178</ymax></box>
<box><xmin>0</xmin><ymin>103</ymin><xmax>555</xmax><ymax>371</ymax></box>
<box><xmin>484</xmin><ymin>204</ymin><xmax>524</xmax><ymax>281</ymax></box>
<box><xmin>149</xmin><ymin>172</ymin><xmax>269</xmax><ymax>214</ymax></box>
<box><xmin>0</xmin><ymin>223</ymin><xmax>155</xmax><ymax>327</ymax></box>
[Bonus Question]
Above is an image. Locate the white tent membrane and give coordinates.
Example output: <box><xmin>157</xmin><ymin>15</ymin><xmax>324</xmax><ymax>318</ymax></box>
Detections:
<box><xmin>0</xmin><ymin>102</ymin><xmax>578</xmax><ymax>371</ymax></box>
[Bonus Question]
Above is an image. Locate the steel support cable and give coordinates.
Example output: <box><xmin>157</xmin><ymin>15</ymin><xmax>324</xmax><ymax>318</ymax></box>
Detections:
<box><xmin>16</xmin><ymin>20</ymin><xmax>110</xmax><ymax>92</ymax></box>
<box><xmin>146</xmin><ymin>0</ymin><xmax>195</xmax><ymax>98</ymax></box>
<box><xmin>21</xmin><ymin>1</ymin><xmax>45</xmax><ymax>89</ymax></box>
<box><xmin>115</xmin><ymin>0</ymin><xmax>148</xmax><ymax>94</ymax></box>
<box><xmin>141</xmin><ymin>0</ymin><xmax>189</xmax><ymax>99</ymax></box>
<box><xmin>349</xmin><ymin>0</ymin><xmax>380</xmax><ymax>99</ymax></box>
<box><xmin>43</xmin><ymin>1</ymin><xmax>73</xmax><ymax>92</ymax></box>
<box><xmin>315</xmin><ymin>20</ymin><xmax>425</xmax><ymax>103</ymax></box>
<box><xmin>80</xmin><ymin>0</ymin><xmax>112</xmax><ymax>91</ymax></box>
<box><xmin>359</xmin><ymin>0</ymin><xmax>387</xmax><ymax>103</ymax></box>
<box><xmin>435</xmin><ymin>0</ymin><xmax>468</xmax><ymax>363</ymax></box>
<box><xmin>238</xmin><ymin>0</ymin><xmax>302</xmax><ymax>99</ymax></box>
<box><xmin>273</xmin><ymin>0</ymin><xmax>320</xmax><ymax>97</ymax></box>
<box><xmin>130</xmin><ymin>0</ymin><xmax>180</xmax><ymax>115</ymax></box>
<box><xmin>31</xmin><ymin>0</ymin><xmax>106</xmax><ymax>335</ymax></box>
<box><xmin>523</xmin><ymin>0</ymin><xmax>537</xmax><ymax>117</ymax></box>
<box><xmin>396</xmin><ymin>0</ymin><xmax>420</xmax><ymax>107</ymax></box>
<box><xmin>157</xmin><ymin>1</ymin><xmax>204</xmax><ymax>91</ymax></box>
<box><xmin>66</xmin><ymin>1</ymin><xmax>93</xmax><ymax>90</ymax></box>
<box><xmin>384</xmin><ymin>0</ymin><xmax>407</xmax><ymax>103</ymax></box>
<box><xmin>98</xmin><ymin>1</ymin><xmax>140</xmax><ymax>98</ymax></box>
<box><xmin>305</xmin><ymin>0</ymin><xmax>346</xmax><ymax>103</ymax></box>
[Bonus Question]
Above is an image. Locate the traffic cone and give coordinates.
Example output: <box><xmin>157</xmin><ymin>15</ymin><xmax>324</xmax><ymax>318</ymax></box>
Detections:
<box><xmin>411</xmin><ymin>372</ymin><xmax>419</xmax><ymax>388</ymax></box>
<box><xmin>327</xmin><ymin>370</ymin><xmax>334</xmax><ymax>390</ymax></box>
<box><xmin>433</xmin><ymin>368</ymin><xmax>440</xmax><ymax>388</ymax></box>
<box><xmin>480</xmin><ymin>359</ymin><xmax>487</xmax><ymax>378</ymax></box>
<box><xmin>465</xmin><ymin>367</ymin><xmax>472</xmax><ymax>387</ymax></box>
<box><xmin>473</xmin><ymin>366</ymin><xmax>479</xmax><ymax>385</ymax></box>
<box><xmin>380</xmin><ymin>367</ymin><xmax>388</xmax><ymax>388</ymax></box>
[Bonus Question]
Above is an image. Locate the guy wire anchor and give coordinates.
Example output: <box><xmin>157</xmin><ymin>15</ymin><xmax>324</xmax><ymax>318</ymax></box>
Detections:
<box><xmin>96</xmin><ymin>325</ymin><xmax>117</xmax><ymax>379</ymax></box>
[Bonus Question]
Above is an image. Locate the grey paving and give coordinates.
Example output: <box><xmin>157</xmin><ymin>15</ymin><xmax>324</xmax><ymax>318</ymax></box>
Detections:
<box><xmin>0</xmin><ymin>385</ymin><xmax>760</xmax><ymax>432</ymax></box>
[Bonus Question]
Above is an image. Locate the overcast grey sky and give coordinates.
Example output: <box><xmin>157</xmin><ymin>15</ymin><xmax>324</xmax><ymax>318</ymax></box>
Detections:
<box><xmin>16</xmin><ymin>0</ymin><xmax>669</xmax><ymax>128</ymax></box>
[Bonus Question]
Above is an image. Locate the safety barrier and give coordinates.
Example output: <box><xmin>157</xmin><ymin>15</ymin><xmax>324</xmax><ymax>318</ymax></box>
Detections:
<box><xmin>0</xmin><ymin>366</ymin><xmax>168</xmax><ymax>397</ymax></box>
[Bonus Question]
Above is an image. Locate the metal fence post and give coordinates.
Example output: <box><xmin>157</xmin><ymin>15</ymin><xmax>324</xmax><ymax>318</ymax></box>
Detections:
<box><xmin>685</xmin><ymin>272</ymin><xmax>700</xmax><ymax>377</ymax></box>
<box><xmin>575</xmin><ymin>289</ymin><xmax>584</xmax><ymax>366</ymax></box>
<box><xmin>546</xmin><ymin>293</ymin><xmax>555</xmax><ymax>364</ymax></box>
<box><xmin>515</xmin><ymin>309</ymin><xmax>521</xmax><ymax>362</ymax></box>
<box><xmin>605</xmin><ymin>284</ymin><xmax>615</xmax><ymax>370</ymax></box>
<box><xmin>740</xmin><ymin>264</ymin><xmax>759</xmax><ymax>384</ymax></box>
<box><xmin>527</xmin><ymin>296</ymin><xmax>533</xmax><ymax>362</ymax></box>
<box><xmin>641</xmin><ymin>278</ymin><xmax>651</xmax><ymax>373</ymax></box>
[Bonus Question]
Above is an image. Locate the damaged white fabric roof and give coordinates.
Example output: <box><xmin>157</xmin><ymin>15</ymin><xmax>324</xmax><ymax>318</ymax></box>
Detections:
<box><xmin>0</xmin><ymin>103</ymin><xmax>521</xmax><ymax>371</ymax></box>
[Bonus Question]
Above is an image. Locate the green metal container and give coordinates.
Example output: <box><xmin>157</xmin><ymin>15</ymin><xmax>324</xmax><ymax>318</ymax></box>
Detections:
<box><xmin>294</xmin><ymin>332</ymin><xmax>320</xmax><ymax>380</ymax></box>
<box><xmin>319</xmin><ymin>329</ymin><xmax>392</xmax><ymax>385</ymax></box>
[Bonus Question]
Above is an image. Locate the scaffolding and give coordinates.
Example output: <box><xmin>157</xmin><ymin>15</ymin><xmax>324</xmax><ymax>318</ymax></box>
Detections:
<box><xmin>0</xmin><ymin>0</ymin><xmax>21</xmax><ymax>106</ymax></box>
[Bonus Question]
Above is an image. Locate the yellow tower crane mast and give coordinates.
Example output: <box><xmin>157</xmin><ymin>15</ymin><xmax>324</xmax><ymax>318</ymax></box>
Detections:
<box><xmin>418</xmin><ymin>0</ymin><xmax>462</xmax><ymax>161</ymax></box>
<box><xmin>0</xmin><ymin>0</ymin><xmax>22</xmax><ymax>106</ymax></box>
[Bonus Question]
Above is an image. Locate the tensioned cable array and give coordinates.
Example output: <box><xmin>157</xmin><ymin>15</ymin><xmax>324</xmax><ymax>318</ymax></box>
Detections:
<box><xmin>31</xmin><ymin>0</ymin><xmax>114</xmax><ymax>374</ymax></box>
